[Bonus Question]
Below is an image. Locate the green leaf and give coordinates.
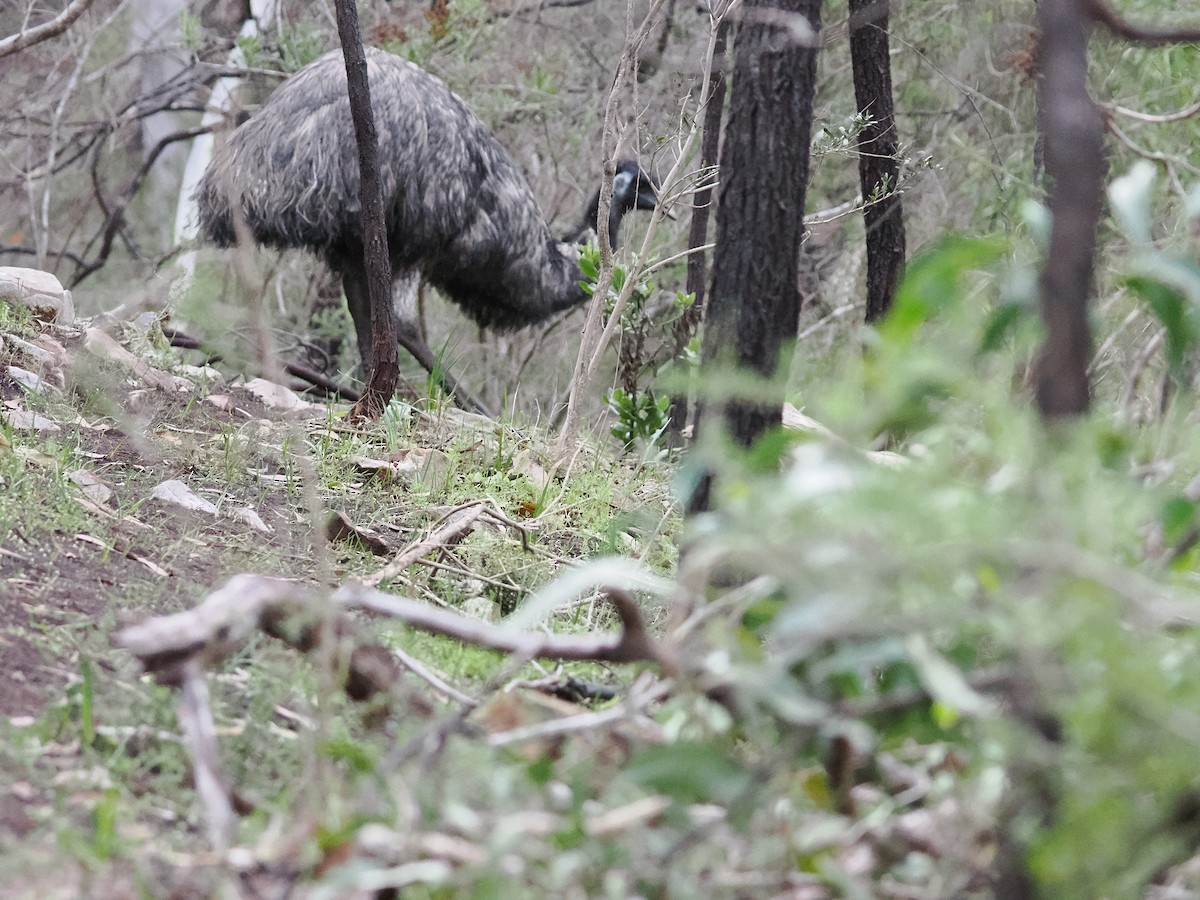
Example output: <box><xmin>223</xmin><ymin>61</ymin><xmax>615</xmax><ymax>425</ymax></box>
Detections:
<box><xmin>1124</xmin><ymin>273</ymin><xmax>1194</xmax><ymax>382</ymax></box>
<box><xmin>979</xmin><ymin>301</ymin><xmax>1029</xmax><ymax>354</ymax></box>
<box><xmin>905</xmin><ymin>635</ymin><xmax>994</xmax><ymax>719</ymax></box>
<box><xmin>321</xmin><ymin>735</ymin><xmax>379</xmax><ymax>774</ymax></box>
<box><xmin>1161</xmin><ymin>496</ymin><xmax>1196</xmax><ymax>545</ymax></box>
<box><xmin>624</xmin><ymin>741</ymin><xmax>754</xmax><ymax>806</ymax></box>
<box><xmin>881</xmin><ymin>234</ymin><xmax>1009</xmax><ymax>345</ymax></box>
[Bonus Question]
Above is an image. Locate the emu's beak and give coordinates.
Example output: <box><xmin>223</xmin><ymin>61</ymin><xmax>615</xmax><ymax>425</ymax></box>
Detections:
<box><xmin>636</xmin><ymin>176</ymin><xmax>676</xmax><ymax>220</ymax></box>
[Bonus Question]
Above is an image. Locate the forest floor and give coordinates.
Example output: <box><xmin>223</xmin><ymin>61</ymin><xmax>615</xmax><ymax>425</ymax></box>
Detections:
<box><xmin>0</xmin><ymin>301</ymin><xmax>673</xmax><ymax>897</ymax></box>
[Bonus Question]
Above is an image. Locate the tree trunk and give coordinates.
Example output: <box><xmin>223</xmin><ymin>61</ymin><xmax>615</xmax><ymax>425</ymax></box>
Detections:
<box><xmin>849</xmin><ymin>0</ymin><xmax>906</xmax><ymax>323</ymax></box>
<box><xmin>1033</xmin><ymin>0</ymin><xmax>1101</xmax><ymax>418</ymax></box>
<box><xmin>334</xmin><ymin>0</ymin><xmax>399</xmax><ymax>419</ymax></box>
<box><xmin>689</xmin><ymin>0</ymin><xmax>822</xmax><ymax>512</ymax></box>
<box><xmin>665</xmin><ymin>16</ymin><xmax>731</xmax><ymax>450</ymax></box>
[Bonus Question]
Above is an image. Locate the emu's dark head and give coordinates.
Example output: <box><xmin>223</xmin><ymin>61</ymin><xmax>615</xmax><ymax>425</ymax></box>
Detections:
<box><xmin>612</xmin><ymin>158</ymin><xmax>662</xmax><ymax>217</ymax></box>
<box><xmin>565</xmin><ymin>158</ymin><xmax>667</xmax><ymax>247</ymax></box>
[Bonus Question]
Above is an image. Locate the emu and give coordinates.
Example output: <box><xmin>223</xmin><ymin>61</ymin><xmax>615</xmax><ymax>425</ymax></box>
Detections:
<box><xmin>195</xmin><ymin>47</ymin><xmax>662</xmax><ymax>411</ymax></box>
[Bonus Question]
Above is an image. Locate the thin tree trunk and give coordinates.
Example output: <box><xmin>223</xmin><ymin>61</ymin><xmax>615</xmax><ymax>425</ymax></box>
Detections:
<box><xmin>849</xmin><ymin>0</ymin><xmax>906</xmax><ymax>323</ymax></box>
<box><xmin>665</xmin><ymin>16</ymin><xmax>730</xmax><ymax>450</ymax></box>
<box><xmin>1033</xmin><ymin>0</ymin><xmax>1102</xmax><ymax>418</ymax></box>
<box><xmin>334</xmin><ymin>0</ymin><xmax>399</xmax><ymax>419</ymax></box>
<box><xmin>689</xmin><ymin>0</ymin><xmax>822</xmax><ymax>513</ymax></box>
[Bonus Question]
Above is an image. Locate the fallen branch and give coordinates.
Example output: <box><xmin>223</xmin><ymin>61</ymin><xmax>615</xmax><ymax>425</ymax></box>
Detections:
<box><xmin>114</xmin><ymin>572</ymin><xmax>675</xmax><ymax>847</ymax></box>
<box><xmin>114</xmin><ymin>575</ymin><xmax>410</xmax><ymax>706</ymax></box>
<box><xmin>364</xmin><ymin>503</ymin><xmax>489</xmax><ymax>587</ymax></box>
<box><xmin>116</xmin><ymin>575</ymin><xmax>676</xmax><ymax>684</ymax></box>
<box><xmin>393</xmin><ymin>645</ymin><xmax>477</xmax><ymax>707</ymax></box>
<box><xmin>339</xmin><ymin>582</ymin><xmax>676</xmax><ymax>673</ymax></box>
<box><xmin>177</xmin><ymin>659</ymin><xmax>237</xmax><ymax>851</ymax></box>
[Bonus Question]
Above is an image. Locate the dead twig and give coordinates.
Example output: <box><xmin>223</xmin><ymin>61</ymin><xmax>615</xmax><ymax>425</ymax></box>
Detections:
<box><xmin>176</xmin><ymin>659</ymin><xmax>238</xmax><ymax>851</ymax></box>
<box><xmin>0</xmin><ymin>0</ymin><xmax>97</xmax><ymax>59</ymax></box>
<box><xmin>117</xmin><ymin>575</ymin><xmax>676</xmax><ymax>686</ymax></box>
<box><xmin>364</xmin><ymin>502</ymin><xmax>489</xmax><ymax>587</ymax></box>
<box><xmin>115</xmin><ymin>571</ymin><xmax>676</xmax><ymax>847</ymax></box>
<box><xmin>393</xmin><ymin>645</ymin><xmax>477</xmax><ymax>707</ymax></box>
<box><xmin>114</xmin><ymin>575</ymin><xmax>410</xmax><ymax>706</ymax></box>
<box><xmin>341</xmin><ymin>582</ymin><xmax>677</xmax><ymax>673</ymax></box>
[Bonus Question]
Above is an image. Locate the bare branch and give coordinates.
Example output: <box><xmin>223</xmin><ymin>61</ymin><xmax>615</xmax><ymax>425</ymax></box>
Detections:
<box><xmin>0</xmin><ymin>0</ymin><xmax>97</xmax><ymax>59</ymax></box>
<box><xmin>176</xmin><ymin>661</ymin><xmax>238</xmax><ymax>851</ymax></box>
<box><xmin>342</xmin><ymin>583</ymin><xmax>676</xmax><ymax>672</ymax></box>
<box><xmin>1086</xmin><ymin>0</ymin><xmax>1200</xmax><ymax>45</ymax></box>
<box><xmin>1104</xmin><ymin>98</ymin><xmax>1200</xmax><ymax>125</ymax></box>
<box><xmin>364</xmin><ymin>503</ymin><xmax>489</xmax><ymax>588</ymax></box>
<box><xmin>115</xmin><ymin>574</ymin><xmax>677</xmax><ymax>684</ymax></box>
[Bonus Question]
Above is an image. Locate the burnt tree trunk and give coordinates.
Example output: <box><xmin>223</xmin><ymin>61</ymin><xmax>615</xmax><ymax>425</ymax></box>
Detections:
<box><xmin>849</xmin><ymin>0</ymin><xmax>906</xmax><ymax>322</ymax></box>
<box><xmin>1033</xmin><ymin>0</ymin><xmax>1102</xmax><ymax>418</ymax></box>
<box><xmin>334</xmin><ymin>0</ymin><xmax>399</xmax><ymax>420</ymax></box>
<box><xmin>689</xmin><ymin>0</ymin><xmax>822</xmax><ymax>513</ymax></box>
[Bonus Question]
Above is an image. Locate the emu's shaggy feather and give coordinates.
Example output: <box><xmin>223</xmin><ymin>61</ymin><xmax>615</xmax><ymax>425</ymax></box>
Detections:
<box><xmin>195</xmin><ymin>47</ymin><xmax>660</xmax><ymax>403</ymax></box>
<box><xmin>197</xmin><ymin>47</ymin><xmax>589</xmax><ymax>331</ymax></box>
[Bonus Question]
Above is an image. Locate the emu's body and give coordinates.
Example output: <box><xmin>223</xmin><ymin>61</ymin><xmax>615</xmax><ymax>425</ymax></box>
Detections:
<box><xmin>196</xmin><ymin>48</ymin><xmax>659</xmax><ymax>406</ymax></box>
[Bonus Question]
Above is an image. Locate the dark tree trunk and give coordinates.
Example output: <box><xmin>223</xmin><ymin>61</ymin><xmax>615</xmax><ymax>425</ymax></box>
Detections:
<box><xmin>665</xmin><ymin>18</ymin><xmax>731</xmax><ymax>450</ymax></box>
<box><xmin>1033</xmin><ymin>0</ymin><xmax>1102</xmax><ymax>419</ymax></box>
<box><xmin>334</xmin><ymin>0</ymin><xmax>399</xmax><ymax>420</ymax></box>
<box><xmin>849</xmin><ymin>0</ymin><xmax>906</xmax><ymax>323</ymax></box>
<box><xmin>689</xmin><ymin>0</ymin><xmax>822</xmax><ymax>513</ymax></box>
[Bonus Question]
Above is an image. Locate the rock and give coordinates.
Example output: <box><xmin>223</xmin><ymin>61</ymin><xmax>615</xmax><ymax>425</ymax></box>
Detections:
<box><xmin>242</xmin><ymin>377</ymin><xmax>322</xmax><ymax>415</ymax></box>
<box><xmin>7</xmin><ymin>366</ymin><xmax>48</xmax><ymax>394</ymax></box>
<box><xmin>83</xmin><ymin>327</ymin><xmax>193</xmax><ymax>393</ymax></box>
<box><xmin>1</xmin><ymin>408</ymin><xmax>60</xmax><ymax>432</ymax></box>
<box><xmin>0</xmin><ymin>268</ymin><xmax>75</xmax><ymax>324</ymax></box>
<box><xmin>151</xmin><ymin>479</ymin><xmax>218</xmax><ymax>514</ymax></box>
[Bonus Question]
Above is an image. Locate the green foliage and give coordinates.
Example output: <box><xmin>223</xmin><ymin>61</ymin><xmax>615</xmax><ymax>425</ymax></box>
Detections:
<box><xmin>682</xmin><ymin>229</ymin><xmax>1200</xmax><ymax>895</ymax></box>
<box><xmin>177</xmin><ymin>12</ymin><xmax>202</xmax><ymax>53</ymax></box>
<box><xmin>605</xmin><ymin>386</ymin><xmax>669</xmax><ymax>452</ymax></box>
<box><xmin>58</xmin><ymin>788</ymin><xmax>122</xmax><ymax>866</ymax></box>
<box><xmin>1109</xmin><ymin>162</ymin><xmax>1200</xmax><ymax>394</ymax></box>
<box><xmin>580</xmin><ymin>244</ymin><xmax>696</xmax><ymax>455</ymax></box>
<box><xmin>278</xmin><ymin>25</ymin><xmax>328</xmax><ymax>73</ymax></box>
<box><xmin>234</xmin><ymin>33</ymin><xmax>265</xmax><ymax>70</ymax></box>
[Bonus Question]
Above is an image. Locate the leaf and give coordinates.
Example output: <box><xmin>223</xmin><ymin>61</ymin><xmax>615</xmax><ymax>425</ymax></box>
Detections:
<box><xmin>1108</xmin><ymin>161</ymin><xmax>1156</xmax><ymax>246</ymax></box>
<box><xmin>905</xmin><ymin>635</ymin><xmax>994</xmax><ymax>719</ymax></box>
<box><xmin>624</xmin><ymin>741</ymin><xmax>754</xmax><ymax>806</ymax></box>
<box><xmin>67</xmin><ymin>468</ymin><xmax>113</xmax><ymax>505</ymax></box>
<box><xmin>326</xmin><ymin>511</ymin><xmax>391</xmax><ymax>555</ymax></box>
<box><xmin>978</xmin><ymin>302</ymin><xmax>1029</xmax><ymax>354</ymax></box>
<box><xmin>1161</xmin><ymin>496</ymin><xmax>1196</xmax><ymax>545</ymax></box>
<box><xmin>151</xmin><ymin>479</ymin><xmax>218</xmax><ymax>514</ymax></box>
<box><xmin>1020</xmin><ymin>198</ymin><xmax>1052</xmax><ymax>250</ymax></box>
<box><xmin>1123</xmin><ymin>273</ymin><xmax>1194</xmax><ymax>381</ymax></box>
<box><xmin>881</xmin><ymin>234</ymin><xmax>1009</xmax><ymax>345</ymax></box>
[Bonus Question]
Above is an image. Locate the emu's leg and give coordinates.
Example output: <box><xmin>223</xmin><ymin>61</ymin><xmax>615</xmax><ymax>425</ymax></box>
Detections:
<box><xmin>342</xmin><ymin>267</ymin><xmax>493</xmax><ymax>417</ymax></box>
<box><xmin>342</xmin><ymin>262</ymin><xmax>380</xmax><ymax>371</ymax></box>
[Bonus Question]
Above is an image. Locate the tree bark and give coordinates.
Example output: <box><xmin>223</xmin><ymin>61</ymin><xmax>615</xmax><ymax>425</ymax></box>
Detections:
<box><xmin>849</xmin><ymin>0</ymin><xmax>906</xmax><ymax>323</ymax></box>
<box><xmin>334</xmin><ymin>0</ymin><xmax>399</xmax><ymax>420</ymax></box>
<box><xmin>665</xmin><ymin>16</ymin><xmax>731</xmax><ymax>450</ymax></box>
<box><xmin>689</xmin><ymin>0</ymin><xmax>822</xmax><ymax>512</ymax></box>
<box><xmin>1033</xmin><ymin>0</ymin><xmax>1102</xmax><ymax>418</ymax></box>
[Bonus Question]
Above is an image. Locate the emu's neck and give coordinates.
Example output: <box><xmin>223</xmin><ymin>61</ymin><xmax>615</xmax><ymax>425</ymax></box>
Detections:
<box><xmin>424</xmin><ymin>233</ymin><xmax>590</xmax><ymax>332</ymax></box>
<box><xmin>564</xmin><ymin>189</ymin><xmax>621</xmax><ymax>247</ymax></box>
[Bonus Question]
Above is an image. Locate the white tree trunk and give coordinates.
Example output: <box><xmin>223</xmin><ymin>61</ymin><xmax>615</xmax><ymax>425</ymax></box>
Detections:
<box><xmin>171</xmin><ymin>0</ymin><xmax>280</xmax><ymax>296</ymax></box>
